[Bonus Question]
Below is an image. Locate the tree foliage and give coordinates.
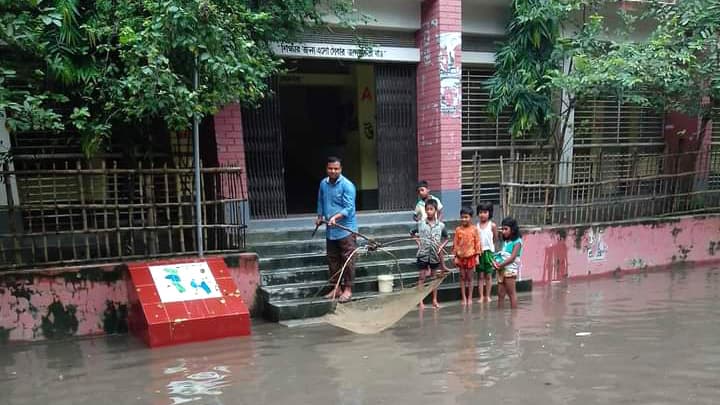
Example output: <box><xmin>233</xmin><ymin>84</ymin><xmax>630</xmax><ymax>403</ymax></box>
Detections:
<box><xmin>488</xmin><ymin>0</ymin><xmax>720</xmax><ymax>145</ymax></box>
<box><xmin>485</xmin><ymin>0</ymin><xmax>576</xmax><ymax>140</ymax></box>
<box><xmin>0</xmin><ymin>0</ymin><xmax>364</xmax><ymax>156</ymax></box>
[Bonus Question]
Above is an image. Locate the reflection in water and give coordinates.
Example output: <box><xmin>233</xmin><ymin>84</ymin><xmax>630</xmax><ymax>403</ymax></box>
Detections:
<box><xmin>164</xmin><ymin>360</ymin><xmax>231</xmax><ymax>405</ymax></box>
<box><xmin>1</xmin><ymin>265</ymin><xmax>720</xmax><ymax>405</ymax></box>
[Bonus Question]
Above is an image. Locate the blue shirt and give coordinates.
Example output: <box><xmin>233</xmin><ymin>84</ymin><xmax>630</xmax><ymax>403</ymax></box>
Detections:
<box><xmin>502</xmin><ymin>238</ymin><xmax>523</xmax><ymax>256</ymax></box>
<box><xmin>317</xmin><ymin>175</ymin><xmax>357</xmax><ymax>240</ymax></box>
<box><xmin>495</xmin><ymin>237</ymin><xmax>523</xmax><ymax>275</ymax></box>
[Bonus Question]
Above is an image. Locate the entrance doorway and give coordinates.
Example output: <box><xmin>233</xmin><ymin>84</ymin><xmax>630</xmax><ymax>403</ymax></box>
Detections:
<box><xmin>279</xmin><ymin>65</ymin><xmax>361</xmax><ymax>214</ymax></box>
<box><xmin>242</xmin><ymin>61</ymin><xmax>417</xmax><ymax>219</ymax></box>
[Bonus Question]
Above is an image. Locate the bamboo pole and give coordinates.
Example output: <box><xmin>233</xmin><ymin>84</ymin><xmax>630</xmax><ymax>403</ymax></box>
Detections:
<box><xmin>53</xmin><ymin>162</ymin><xmax>62</xmax><ymax>261</ymax></box>
<box><xmin>200</xmin><ymin>160</ymin><xmax>208</xmax><ymax>254</ymax></box>
<box><xmin>147</xmin><ymin>161</ymin><xmax>158</xmax><ymax>255</ymax></box>
<box><xmin>87</xmin><ymin>161</ymin><xmax>101</xmax><ymax>257</ymax></box>
<box><xmin>175</xmin><ymin>169</ymin><xmax>186</xmax><ymax>252</ymax></box>
<box><xmin>27</xmin><ymin>168</ymin><xmax>36</xmax><ymax>262</ymax></box>
<box><xmin>164</xmin><ymin>163</ymin><xmax>173</xmax><ymax>252</ymax></box>
<box><xmin>544</xmin><ymin>155</ymin><xmax>552</xmax><ymax>225</ymax></box>
<box><xmin>193</xmin><ymin>58</ymin><xmax>203</xmax><ymax>257</ymax></box>
<box><xmin>138</xmin><ymin>161</ymin><xmax>148</xmax><ymax>254</ymax></box>
<box><xmin>102</xmin><ymin>161</ymin><xmax>111</xmax><ymax>256</ymax></box>
<box><xmin>3</xmin><ymin>162</ymin><xmax>22</xmax><ymax>264</ymax></box>
<box><xmin>500</xmin><ymin>156</ymin><xmax>507</xmax><ymax>219</ymax></box>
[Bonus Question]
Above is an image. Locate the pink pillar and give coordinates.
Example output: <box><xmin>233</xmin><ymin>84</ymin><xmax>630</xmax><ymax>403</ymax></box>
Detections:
<box><xmin>663</xmin><ymin>111</ymin><xmax>712</xmax><ymax>187</ymax></box>
<box><xmin>416</xmin><ymin>0</ymin><xmax>462</xmax><ymax>218</ymax></box>
<box><xmin>695</xmin><ymin>114</ymin><xmax>714</xmax><ymax>184</ymax></box>
<box><xmin>213</xmin><ymin>103</ymin><xmax>248</xmax><ymax>199</ymax></box>
<box><xmin>212</xmin><ymin>103</ymin><xmax>250</xmax><ymax>224</ymax></box>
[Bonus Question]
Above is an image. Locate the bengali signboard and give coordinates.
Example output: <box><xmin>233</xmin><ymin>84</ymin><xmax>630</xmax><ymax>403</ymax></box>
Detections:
<box><xmin>149</xmin><ymin>262</ymin><xmax>223</xmax><ymax>303</ymax></box>
<box><xmin>271</xmin><ymin>42</ymin><xmax>420</xmax><ymax>62</ymax></box>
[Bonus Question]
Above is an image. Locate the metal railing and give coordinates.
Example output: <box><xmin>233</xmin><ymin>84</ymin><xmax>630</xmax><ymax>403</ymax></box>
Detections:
<box><xmin>499</xmin><ymin>150</ymin><xmax>720</xmax><ymax>226</ymax></box>
<box><xmin>0</xmin><ymin>161</ymin><xmax>247</xmax><ymax>270</ymax></box>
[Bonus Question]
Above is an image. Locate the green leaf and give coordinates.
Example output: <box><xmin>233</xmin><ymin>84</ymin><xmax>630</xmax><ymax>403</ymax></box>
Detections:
<box><xmin>2</xmin><ymin>0</ymin><xmax>367</xmax><ymax>154</ymax></box>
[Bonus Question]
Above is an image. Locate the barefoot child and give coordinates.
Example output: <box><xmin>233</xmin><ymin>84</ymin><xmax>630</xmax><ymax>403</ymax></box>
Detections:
<box><xmin>493</xmin><ymin>217</ymin><xmax>522</xmax><ymax>309</ymax></box>
<box><xmin>453</xmin><ymin>207</ymin><xmax>481</xmax><ymax>306</ymax></box>
<box><xmin>410</xmin><ymin>199</ymin><xmax>448</xmax><ymax>309</ymax></box>
<box><xmin>476</xmin><ymin>202</ymin><xmax>497</xmax><ymax>303</ymax></box>
<box><xmin>414</xmin><ymin>180</ymin><xmax>444</xmax><ymax>222</ymax></box>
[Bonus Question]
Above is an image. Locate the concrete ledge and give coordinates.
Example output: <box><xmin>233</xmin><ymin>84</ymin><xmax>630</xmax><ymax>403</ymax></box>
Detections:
<box><xmin>0</xmin><ymin>253</ymin><xmax>260</xmax><ymax>344</ymax></box>
<box><xmin>519</xmin><ymin>213</ymin><xmax>720</xmax><ymax>233</ymax></box>
<box><xmin>0</xmin><ymin>263</ymin><xmax>129</xmax><ymax>343</ymax></box>
<box><xmin>520</xmin><ymin>214</ymin><xmax>720</xmax><ymax>284</ymax></box>
<box><xmin>248</xmin><ymin>211</ymin><xmax>415</xmax><ymax>231</ymax></box>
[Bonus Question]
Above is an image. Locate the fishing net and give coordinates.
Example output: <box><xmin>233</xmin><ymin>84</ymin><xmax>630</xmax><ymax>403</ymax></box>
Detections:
<box><xmin>321</xmin><ymin>274</ymin><xmax>448</xmax><ymax>334</ymax></box>
<box><xmin>309</xmin><ymin>226</ymin><xmax>455</xmax><ymax>334</ymax></box>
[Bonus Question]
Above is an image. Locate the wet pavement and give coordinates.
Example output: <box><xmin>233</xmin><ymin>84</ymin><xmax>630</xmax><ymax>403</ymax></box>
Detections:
<box><xmin>2</xmin><ymin>265</ymin><xmax>720</xmax><ymax>405</ymax></box>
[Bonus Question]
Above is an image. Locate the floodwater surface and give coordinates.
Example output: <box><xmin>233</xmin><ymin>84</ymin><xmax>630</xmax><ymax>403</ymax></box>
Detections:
<box><xmin>2</xmin><ymin>265</ymin><xmax>720</xmax><ymax>405</ymax></box>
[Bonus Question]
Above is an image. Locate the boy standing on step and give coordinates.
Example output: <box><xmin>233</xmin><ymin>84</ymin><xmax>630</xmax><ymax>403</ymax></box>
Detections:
<box><xmin>410</xmin><ymin>199</ymin><xmax>448</xmax><ymax>309</ymax></box>
<box><xmin>316</xmin><ymin>156</ymin><xmax>358</xmax><ymax>303</ymax></box>
<box><xmin>414</xmin><ymin>180</ymin><xmax>444</xmax><ymax>222</ymax></box>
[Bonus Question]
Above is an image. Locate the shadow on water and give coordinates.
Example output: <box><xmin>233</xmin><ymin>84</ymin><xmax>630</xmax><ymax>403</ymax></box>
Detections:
<box><xmin>1</xmin><ymin>265</ymin><xmax>720</xmax><ymax>405</ymax></box>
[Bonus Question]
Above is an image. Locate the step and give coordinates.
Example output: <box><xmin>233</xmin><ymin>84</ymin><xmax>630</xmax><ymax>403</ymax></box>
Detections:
<box><xmin>249</xmin><ymin>212</ymin><xmax>414</xmax><ymax>231</ymax></box>
<box><xmin>260</xmin><ymin>258</ymin><xmax>420</xmax><ymax>286</ymax></box>
<box><xmin>258</xmin><ymin>244</ymin><xmax>424</xmax><ymax>271</ymax></box>
<box><xmin>264</xmin><ymin>279</ymin><xmax>534</xmax><ymax>322</ymax></box>
<box><xmin>246</xmin><ymin>221</ymin><xmax>418</xmax><ymax>244</ymax></box>
<box><xmin>259</xmin><ymin>269</ymin><xmax>451</xmax><ymax>301</ymax></box>
<box><xmin>263</xmin><ymin>273</ymin><xmax>461</xmax><ymax>321</ymax></box>
<box><xmin>249</xmin><ymin>233</ymin><xmax>420</xmax><ymax>257</ymax></box>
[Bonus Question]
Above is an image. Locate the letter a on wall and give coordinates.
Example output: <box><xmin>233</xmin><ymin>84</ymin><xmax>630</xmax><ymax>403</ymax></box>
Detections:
<box><xmin>361</xmin><ymin>86</ymin><xmax>372</xmax><ymax>102</ymax></box>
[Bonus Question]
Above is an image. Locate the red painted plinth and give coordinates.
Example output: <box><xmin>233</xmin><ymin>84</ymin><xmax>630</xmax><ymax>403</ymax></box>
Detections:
<box><xmin>127</xmin><ymin>257</ymin><xmax>250</xmax><ymax>347</ymax></box>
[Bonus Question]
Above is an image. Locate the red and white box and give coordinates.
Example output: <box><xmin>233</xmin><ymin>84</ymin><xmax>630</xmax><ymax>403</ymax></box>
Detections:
<box><xmin>127</xmin><ymin>257</ymin><xmax>250</xmax><ymax>347</ymax></box>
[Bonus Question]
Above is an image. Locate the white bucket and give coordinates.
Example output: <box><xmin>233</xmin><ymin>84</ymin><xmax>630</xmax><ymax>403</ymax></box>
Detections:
<box><xmin>377</xmin><ymin>274</ymin><xmax>394</xmax><ymax>293</ymax></box>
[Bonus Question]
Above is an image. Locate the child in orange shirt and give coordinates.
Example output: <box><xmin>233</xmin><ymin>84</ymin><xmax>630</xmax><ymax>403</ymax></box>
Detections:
<box><xmin>453</xmin><ymin>207</ymin><xmax>481</xmax><ymax>306</ymax></box>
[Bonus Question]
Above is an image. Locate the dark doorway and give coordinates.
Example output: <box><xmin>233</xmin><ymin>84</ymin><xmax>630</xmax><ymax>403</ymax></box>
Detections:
<box><xmin>280</xmin><ymin>84</ymin><xmax>357</xmax><ymax>214</ymax></box>
<box><xmin>242</xmin><ymin>60</ymin><xmax>417</xmax><ymax>219</ymax></box>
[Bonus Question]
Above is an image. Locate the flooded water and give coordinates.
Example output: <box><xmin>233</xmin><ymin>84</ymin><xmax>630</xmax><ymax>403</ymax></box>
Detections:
<box><xmin>2</xmin><ymin>265</ymin><xmax>720</xmax><ymax>405</ymax></box>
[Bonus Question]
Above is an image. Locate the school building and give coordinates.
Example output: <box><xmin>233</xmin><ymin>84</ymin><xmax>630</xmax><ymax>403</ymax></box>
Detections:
<box><xmin>1</xmin><ymin>0</ymin><xmax>718</xmax><ymax>272</ymax></box>
<box><xmin>3</xmin><ymin>0</ymin><xmax>720</xmax><ymax>340</ymax></box>
<box><xmin>206</xmin><ymin>0</ymin><xmax>719</xmax><ymax>225</ymax></box>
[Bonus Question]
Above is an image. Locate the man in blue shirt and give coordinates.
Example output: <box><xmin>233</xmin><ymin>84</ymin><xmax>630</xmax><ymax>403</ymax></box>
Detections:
<box><xmin>315</xmin><ymin>156</ymin><xmax>358</xmax><ymax>303</ymax></box>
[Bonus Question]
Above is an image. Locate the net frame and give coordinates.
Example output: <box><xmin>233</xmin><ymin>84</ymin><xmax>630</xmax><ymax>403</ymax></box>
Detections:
<box><xmin>307</xmin><ymin>228</ymin><xmax>456</xmax><ymax>334</ymax></box>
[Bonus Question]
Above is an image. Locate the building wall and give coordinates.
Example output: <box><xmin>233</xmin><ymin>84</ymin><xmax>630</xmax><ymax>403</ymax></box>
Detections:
<box><xmin>416</xmin><ymin>0</ymin><xmax>463</xmax><ymax>219</ymax></box>
<box><xmin>232</xmin><ymin>0</ymin><xmax>512</xmax><ymax>221</ymax></box>
<box><xmin>229</xmin><ymin>0</ymin><xmax>703</xmax><ymax>221</ymax></box>
<box><xmin>462</xmin><ymin>0</ymin><xmax>510</xmax><ymax>36</ymax></box>
<box><xmin>324</xmin><ymin>0</ymin><xmax>513</xmax><ymax>35</ymax></box>
<box><xmin>3</xmin><ymin>215</ymin><xmax>718</xmax><ymax>342</ymax></box>
<box><xmin>325</xmin><ymin>0</ymin><xmax>422</xmax><ymax>30</ymax></box>
<box><xmin>520</xmin><ymin>216</ymin><xmax>720</xmax><ymax>284</ymax></box>
<box><xmin>213</xmin><ymin>104</ymin><xmax>251</xmax><ymax>224</ymax></box>
<box><xmin>0</xmin><ymin>113</ymin><xmax>19</xmax><ymax>207</ymax></box>
<box><xmin>355</xmin><ymin>65</ymin><xmax>379</xmax><ymax>196</ymax></box>
<box><xmin>570</xmin><ymin>1</ymin><xmax>658</xmax><ymax>42</ymax></box>
<box><xmin>0</xmin><ymin>266</ymin><xmax>129</xmax><ymax>342</ymax></box>
<box><xmin>0</xmin><ymin>253</ymin><xmax>260</xmax><ymax>344</ymax></box>
<box><xmin>0</xmin><ymin>113</ymin><xmax>20</xmax><ymax>237</ymax></box>
<box><xmin>213</xmin><ymin>103</ymin><xmax>248</xmax><ymax>193</ymax></box>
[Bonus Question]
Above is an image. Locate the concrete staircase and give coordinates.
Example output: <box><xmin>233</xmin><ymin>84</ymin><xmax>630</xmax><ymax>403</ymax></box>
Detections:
<box><xmin>248</xmin><ymin>218</ymin><xmax>532</xmax><ymax>322</ymax></box>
